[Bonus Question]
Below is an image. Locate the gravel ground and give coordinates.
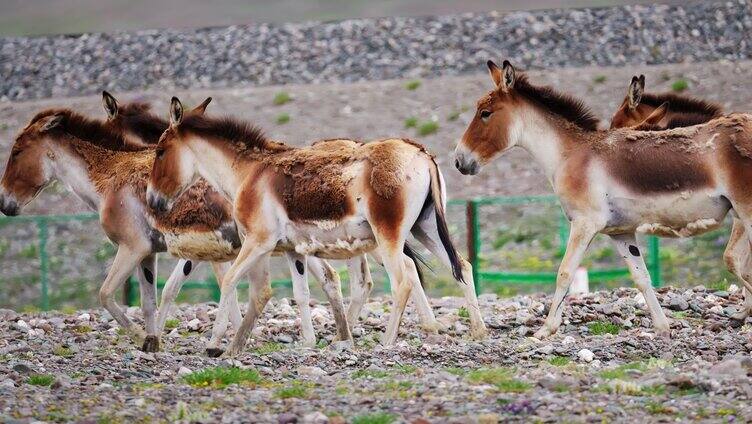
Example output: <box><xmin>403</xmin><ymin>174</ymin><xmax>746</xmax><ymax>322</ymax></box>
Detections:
<box><xmin>2</xmin><ymin>1</ymin><xmax>751</xmax><ymax>101</ymax></box>
<box><xmin>1</xmin><ymin>286</ymin><xmax>752</xmax><ymax>422</ymax></box>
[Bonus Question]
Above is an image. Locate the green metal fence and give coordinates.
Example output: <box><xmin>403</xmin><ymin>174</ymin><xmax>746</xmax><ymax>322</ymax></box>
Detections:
<box><xmin>0</xmin><ymin>195</ymin><xmax>661</xmax><ymax>310</ymax></box>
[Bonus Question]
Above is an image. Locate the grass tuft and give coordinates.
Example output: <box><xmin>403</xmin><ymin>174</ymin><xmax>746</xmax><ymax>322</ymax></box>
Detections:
<box><xmin>458</xmin><ymin>306</ymin><xmax>470</xmax><ymax>319</ymax></box>
<box><xmin>467</xmin><ymin>368</ymin><xmax>531</xmax><ymax>393</ymax></box>
<box><xmin>276</xmin><ymin>113</ymin><xmax>291</xmax><ymax>125</ymax></box>
<box><xmin>593</xmin><ymin>75</ymin><xmax>607</xmax><ymax>83</ymax></box>
<box><xmin>548</xmin><ymin>356</ymin><xmax>570</xmax><ymax>367</ymax></box>
<box><xmin>671</xmin><ymin>79</ymin><xmax>689</xmax><ymax>92</ymax></box>
<box><xmin>273</xmin><ymin>92</ymin><xmax>292</xmax><ymax>105</ymax></box>
<box><xmin>275</xmin><ymin>381</ymin><xmax>309</xmax><ymax>399</ymax></box>
<box><xmin>164</xmin><ymin>318</ymin><xmax>180</xmax><ymax>330</ymax></box>
<box><xmin>352</xmin><ymin>369</ymin><xmax>390</xmax><ymax>379</ymax></box>
<box><xmin>352</xmin><ymin>412</ymin><xmax>396</xmax><ymax>424</ymax></box>
<box><xmin>404</xmin><ymin>117</ymin><xmax>418</xmax><ymax>128</ymax></box>
<box><xmin>417</xmin><ymin>121</ymin><xmax>439</xmax><ymax>136</ymax></box>
<box><xmin>28</xmin><ymin>373</ymin><xmax>54</xmax><ymax>386</ymax></box>
<box><xmin>588</xmin><ymin>321</ymin><xmax>620</xmax><ymax>335</ymax></box>
<box><xmin>253</xmin><ymin>342</ymin><xmax>284</xmax><ymax>355</ymax></box>
<box><xmin>53</xmin><ymin>346</ymin><xmax>74</xmax><ymax>358</ymax></box>
<box><xmin>182</xmin><ymin>366</ymin><xmax>262</xmax><ymax>389</ymax></box>
<box><xmin>405</xmin><ymin>80</ymin><xmax>421</xmax><ymax>90</ymax></box>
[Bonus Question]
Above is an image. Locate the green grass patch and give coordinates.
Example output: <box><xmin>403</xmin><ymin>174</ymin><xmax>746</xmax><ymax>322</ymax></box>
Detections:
<box><xmin>646</xmin><ymin>401</ymin><xmax>673</xmax><ymax>415</ymax></box>
<box><xmin>405</xmin><ymin>80</ymin><xmax>421</xmax><ymax>90</ymax></box>
<box><xmin>445</xmin><ymin>367</ymin><xmax>467</xmax><ymax>376</ymax></box>
<box><xmin>404</xmin><ymin>117</ymin><xmax>418</xmax><ymax>128</ymax></box>
<box><xmin>447</xmin><ymin>110</ymin><xmax>461</xmax><ymax>121</ymax></box>
<box><xmin>352</xmin><ymin>412</ymin><xmax>396</xmax><ymax>424</ymax></box>
<box><xmin>417</xmin><ymin>121</ymin><xmax>439</xmax><ymax>136</ymax></box>
<box><xmin>27</xmin><ymin>373</ymin><xmax>54</xmax><ymax>386</ymax></box>
<box><xmin>467</xmin><ymin>368</ymin><xmax>531</xmax><ymax>393</ymax></box>
<box><xmin>253</xmin><ymin>342</ymin><xmax>284</xmax><ymax>355</ymax></box>
<box><xmin>588</xmin><ymin>321</ymin><xmax>620</xmax><ymax>335</ymax></box>
<box><xmin>19</xmin><ymin>244</ymin><xmax>38</xmax><ymax>259</ymax></box>
<box><xmin>671</xmin><ymin>79</ymin><xmax>689</xmax><ymax>92</ymax></box>
<box><xmin>548</xmin><ymin>356</ymin><xmax>570</xmax><ymax>367</ymax></box>
<box><xmin>599</xmin><ymin>358</ymin><xmax>669</xmax><ymax>380</ymax></box>
<box><xmin>276</xmin><ymin>113</ymin><xmax>291</xmax><ymax>125</ymax></box>
<box><xmin>72</xmin><ymin>325</ymin><xmax>92</xmax><ymax>334</ymax></box>
<box><xmin>182</xmin><ymin>366</ymin><xmax>262</xmax><ymax>389</ymax></box>
<box><xmin>273</xmin><ymin>91</ymin><xmax>292</xmax><ymax>105</ymax></box>
<box><xmin>593</xmin><ymin>75</ymin><xmax>607</xmax><ymax>83</ymax></box>
<box><xmin>393</xmin><ymin>364</ymin><xmax>417</xmax><ymax>375</ymax></box>
<box><xmin>275</xmin><ymin>381</ymin><xmax>309</xmax><ymax>399</ymax></box>
<box><xmin>164</xmin><ymin>318</ymin><xmax>180</xmax><ymax>330</ymax></box>
<box><xmin>352</xmin><ymin>369</ymin><xmax>390</xmax><ymax>379</ymax></box>
<box><xmin>457</xmin><ymin>306</ymin><xmax>470</xmax><ymax>319</ymax></box>
<box><xmin>53</xmin><ymin>346</ymin><xmax>74</xmax><ymax>358</ymax></box>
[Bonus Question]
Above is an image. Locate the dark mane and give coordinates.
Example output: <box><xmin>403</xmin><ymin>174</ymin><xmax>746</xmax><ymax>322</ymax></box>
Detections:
<box><xmin>29</xmin><ymin>108</ymin><xmax>143</xmax><ymax>151</ymax></box>
<box><xmin>180</xmin><ymin>114</ymin><xmax>289</xmax><ymax>154</ymax></box>
<box><xmin>640</xmin><ymin>93</ymin><xmax>723</xmax><ymax>119</ymax></box>
<box><xmin>514</xmin><ymin>74</ymin><xmax>600</xmax><ymax>131</ymax></box>
<box><xmin>114</xmin><ymin>102</ymin><xmax>168</xmax><ymax>145</ymax></box>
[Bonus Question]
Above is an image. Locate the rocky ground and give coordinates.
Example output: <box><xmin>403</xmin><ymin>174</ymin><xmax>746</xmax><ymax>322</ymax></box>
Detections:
<box><xmin>1</xmin><ymin>286</ymin><xmax>752</xmax><ymax>423</ymax></box>
<box><xmin>1</xmin><ymin>1</ymin><xmax>750</xmax><ymax>101</ymax></box>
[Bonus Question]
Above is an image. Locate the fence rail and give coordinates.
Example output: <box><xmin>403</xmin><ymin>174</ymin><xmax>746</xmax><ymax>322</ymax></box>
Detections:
<box><xmin>0</xmin><ymin>195</ymin><xmax>661</xmax><ymax>310</ymax></box>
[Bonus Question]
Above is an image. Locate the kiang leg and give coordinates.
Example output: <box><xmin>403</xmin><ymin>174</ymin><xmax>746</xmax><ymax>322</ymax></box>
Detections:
<box><xmin>136</xmin><ymin>254</ymin><xmax>160</xmax><ymax>351</ymax></box>
<box><xmin>155</xmin><ymin>259</ymin><xmax>198</xmax><ymax>333</ymax></box>
<box><xmin>285</xmin><ymin>252</ymin><xmax>316</xmax><ymax>347</ymax></box>
<box><xmin>98</xmin><ymin>246</ymin><xmax>150</xmax><ymax>345</ymax></box>
<box><xmin>308</xmin><ymin>256</ymin><xmax>352</xmax><ymax>343</ymax></box>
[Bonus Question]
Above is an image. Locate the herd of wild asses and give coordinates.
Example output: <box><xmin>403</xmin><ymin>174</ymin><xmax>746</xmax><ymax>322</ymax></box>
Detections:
<box><xmin>2</xmin><ymin>60</ymin><xmax>750</xmax><ymax>357</ymax></box>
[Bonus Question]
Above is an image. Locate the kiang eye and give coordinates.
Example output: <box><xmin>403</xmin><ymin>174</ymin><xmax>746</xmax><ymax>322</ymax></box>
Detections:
<box><xmin>480</xmin><ymin>110</ymin><xmax>492</xmax><ymax>121</ymax></box>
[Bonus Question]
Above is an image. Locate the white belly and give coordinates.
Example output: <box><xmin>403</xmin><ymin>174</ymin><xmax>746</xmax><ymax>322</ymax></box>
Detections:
<box><xmin>602</xmin><ymin>189</ymin><xmax>730</xmax><ymax>237</ymax></box>
<box><xmin>280</xmin><ymin>216</ymin><xmax>376</xmax><ymax>259</ymax></box>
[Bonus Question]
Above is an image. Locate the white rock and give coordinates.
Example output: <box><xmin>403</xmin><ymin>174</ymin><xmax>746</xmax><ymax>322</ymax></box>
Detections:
<box><xmin>302</xmin><ymin>411</ymin><xmax>329</xmax><ymax>424</ymax></box>
<box><xmin>729</xmin><ymin>284</ymin><xmax>739</xmax><ymax>294</ymax></box>
<box><xmin>311</xmin><ymin>308</ymin><xmax>330</xmax><ymax>325</ymax></box>
<box><xmin>187</xmin><ymin>318</ymin><xmax>201</xmax><ymax>331</ymax></box>
<box><xmin>0</xmin><ymin>379</ymin><xmax>15</xmax><ymax>390</ymax></box>
<box><xmin>538</xmin><ymin>344</ymin><xmax>555</xmax><ymax>355</ymax></box>
<box><xmin>298</xmin><ymin>366</ymin><xmax>327</xmax><ymax>377</ymax></box>
<box><xmin>709</xmin><ymin>305</ymin><xmax>724</xmax><ymax>315</ymax></box>
<box><xmin>561</xmin><ymin>336</ymin><xmax>576</xmax><ymax>345</ymax></box>
<box><xmin>633</xmin><ymin>292</ymin><xmax>646</xmax><ymax>306</ymax></box>
<box><xmin>77</xmin><ymin>313</ymin><xmax>91</xmax><ymax>321</ymax></box>
<box><xmin>133</xmin><ymin>398</ymin><xmax>146</xmax><ymax>407</ymax></box>
<box><xmin>15</xmin><ymin>320</ymin><xmax>30</xmax><ymax>332</ymax></box>
<box><xmin>577</xmin><ymin>348</ymin><xmax>595</xmax><ymax>363</ymax></box>
<box><xmin>177</xmin><ymin>367</ymin><xmax>193</xmax><ymax>376</ymax></box>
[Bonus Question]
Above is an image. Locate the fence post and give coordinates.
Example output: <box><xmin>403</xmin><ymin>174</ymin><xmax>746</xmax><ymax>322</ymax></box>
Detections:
<box><xmin>37</xmin><ymin>219</ymin><xmax>50</xmax><ymax>311</ymax></box>
<box><xmin>123</xmin><ymin>276</ymin><xmax>133</xmax><ymax>306</ymax></box>
<box><xmin>557</xmin><ymin>211</ymin><xmax>569</xmax><ymax>257</ymax></box>
<box><xmin>648</xmin><ymin>236</ymin><xmax>661</xmax><ymax>287</ymax></box>
<box><xmin>466</xmin><ymin>200</ymin><xmax>481</xmax><ymax>295</ymax></box>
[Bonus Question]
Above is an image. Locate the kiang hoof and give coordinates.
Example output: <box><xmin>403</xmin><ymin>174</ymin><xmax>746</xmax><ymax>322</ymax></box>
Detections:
<box><xmin>141</xmin><ymin>335</ymin><xmax>161</xmax><ymax>353</ymax></box>
<box><xmin>205</xmin><ymin>348</ymin><xmax>225</xmax><ymax>358</ymax></box>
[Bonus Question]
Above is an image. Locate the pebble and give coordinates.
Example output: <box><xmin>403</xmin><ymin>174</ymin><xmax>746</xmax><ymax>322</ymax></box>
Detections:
<box><xmin>3</xmin><ymin>2</ymin><xmax>750</xmax><ymax>101</ymax></box>
<box><xmin>302</xmin><ymin>412</ymin><xmax>329</xmax><ymax>424</ymax></box>
<box><xmin>177</xmin><ymin>367</ymin><xmax>192</xmax><ymax>376</ymax></box>
<box><xmin>577</xmin><ymin>349</ymin><xmax>595</xmax><ymax>363</ymax></box>
<box><xmin>186</xmin><ymin>318</ymin><xmax>201</xmax><ymax>331</ymax></box>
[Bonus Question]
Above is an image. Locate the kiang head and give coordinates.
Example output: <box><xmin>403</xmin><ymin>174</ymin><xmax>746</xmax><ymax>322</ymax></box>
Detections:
<box><xmin>609</xmin><ymin>75</ymin><xmax>657</xmax><ymax>129</ymax></box>
<box><xmin>454</xmin><ymin>60</ymin><xmax>522</xmax><ymax>175</ymax></box>
<box><xmin>102</xmin><ymin>91</ymin><xmax>169</xmax><ymax>147</ymax></box>
<box><xmin>0</xmin><ymin>111</ymin><xmax>65</xmax><ymax>215</ymax></box>
<box><xmin>146</xmin><ymin>96</ymin><xmax>211</xmax><ymax>213</ymax></box>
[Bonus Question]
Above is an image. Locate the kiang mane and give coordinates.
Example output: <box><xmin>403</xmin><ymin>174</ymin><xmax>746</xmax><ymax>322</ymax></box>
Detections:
<box><xmin>115</xmin><ymin>102</ymin><xmax>168</xmax><ymax>144</ymax></box>
<box><xmin>29</xmin><ymin>109</ymin><xmax>144</xmax><ymax>151</ymax></box>
<box><xmin>640</xmin><ymin>92</ymin><xmax>723</xmax><ymax>119</ymax></box>
<box><xmin>180</xmin><ymin>114</ymin><xmax>290</xmax><ymax>154</ymax></box>
<box><xmin>514</xmin><ymin>73</ymin><xmax>600</xmax><ymax>131</ymax></box>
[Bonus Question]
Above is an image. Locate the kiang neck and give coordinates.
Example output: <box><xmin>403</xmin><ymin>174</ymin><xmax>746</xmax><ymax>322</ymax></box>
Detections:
<box><xmin>513</xmin><ymin>107</ymin><xmax>574</xmax><ymax>184</ymax></box>
<box><xmin>187</xmin><ymin>138</ymin><xmax>252</xmax><ymax>202</ymax></box>
<box><xmin>48</xmin><ymin>140</ymin><xmax>102</xmax><ymax>211</ymax></box>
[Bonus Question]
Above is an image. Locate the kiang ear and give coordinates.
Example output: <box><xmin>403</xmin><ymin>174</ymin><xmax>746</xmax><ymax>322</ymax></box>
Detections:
<box><xmin>641</xmin><ymin>101</ymin><xmax>669</xmax><ymax>126</ymax></box>
<box><xmin>102</xmin><ymin>90</ymin><xmax>118</xmax><ymax>119</ymax></box>
<box><xmin>487</xmin><ymin>60</ymin><xmax>503</xmax><ymax>87</ymax></box>
<box><xmin>39</xmin><ymin>114</ymin><xmax>64</xmax><ymax>132</ymax></box>
<box><xmin>500</xmin><ymin>60</ymin><xmax>516</xmax><ymax>91</ymax></box>
<box><xmin>169</xmin><ymin>97</ymin><xmax>184</xmax><ymax>127</ymax></box>
<box><xmin>192</xmin><ymin>97</ymin><xmax>212</xmax><ymax>115</ymax></box>
<box><xmin>627</xmin><ymin>75</ymin><xmax>644</xmax><ymax>109</ymax></box>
